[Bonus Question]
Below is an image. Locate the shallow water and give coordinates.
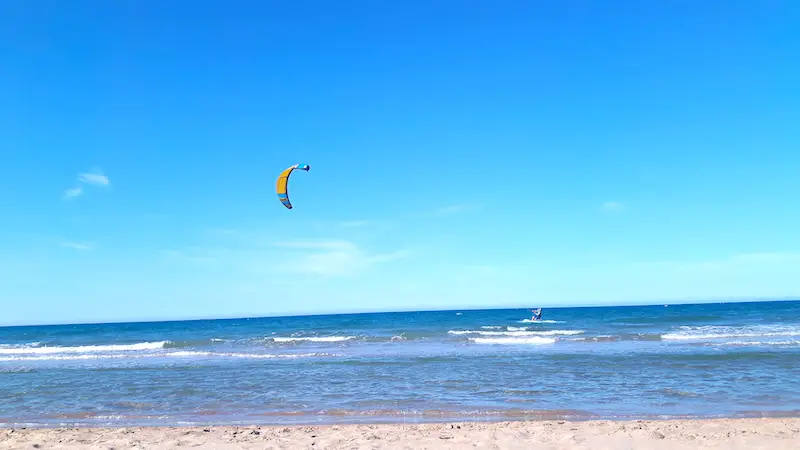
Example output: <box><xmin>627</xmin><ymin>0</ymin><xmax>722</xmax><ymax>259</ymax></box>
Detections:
<box><xmin>1</xmin><ymin>300</ymin><xmax>799</xmax><ymax>427</ymax></box>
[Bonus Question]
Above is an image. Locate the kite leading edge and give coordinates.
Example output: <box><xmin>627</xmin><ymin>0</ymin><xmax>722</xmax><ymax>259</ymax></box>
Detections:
<box><xmin>275</xmin><ymin>163</ymin><xmax>310</xmax><ymax>209</ymax></box>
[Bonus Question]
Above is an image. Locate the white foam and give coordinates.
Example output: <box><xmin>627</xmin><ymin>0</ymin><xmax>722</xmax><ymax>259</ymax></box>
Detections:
<box><xmin>568</xmin><ymin>335</ymin><xmax>618</xmax><ymax>342</ymax></box>
<box><xmin>166</xmin><ymin>351</ymin><xmax>211</xmax><ymax>357</ymax></box>
<box><xmin>448</xmin><ymin>329</ymin><xmax>582</xmax><ymax>337</ymax></box>
<box><xmin>529</xmin><ymin>330</ymin><xmax>583</xmax><ymax>336</ymax></box>
<box><xmin>662</xmin><ymin>325</ymin><xmax>800</xmax><ymax>341</ymax></box>
<box><xmin>0</xmin><ymin>341</ymin><xmax>168</xmax><ymax>355</ymax></box>
<box><xmin>0</xmin><ymin>342</ymin><xmax>42</xmax><ymax>348</ymax></box>
<box><xmin>169</xmin><ymin>351</ymin><xmax>339</xmax><ymax>359</ymax></box>
<box><xmin>271</xmin><ymin>336</ymin><xmax>355</xmax><ymax>343</ymax></box>
<box><xmin>0</xmin><ymin>354</ymin><xmax>137</xmax><ymax>362</ymax></box>
<box><xmin>0</xmin><ymin>351</ymin><xmax>341</xmax><ymax>362</ymax></box>
<box><xmin>709</xmin><ymin>340</ymin><xmax>800</xmax><ymax>347</ymax></box>
<box><xmin>470</xmin><ymin>336</ymin><xmax>556</xmax><ymax>345</ymax></box>
<box><xmin>519</xmin><ymin>319</ymin><xmax>562</xmax><ymax>324</ymax></box>
<box><xmin>481</xmin><ymin>326</ymin><xmax>503</xmax><ymax>330</ymax></box>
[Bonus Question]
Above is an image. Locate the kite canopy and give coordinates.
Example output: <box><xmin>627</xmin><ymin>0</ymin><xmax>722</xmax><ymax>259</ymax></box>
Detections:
<box><xmin>275</xmin><ymin>163</ymin><xmax>310</xmax><ymax>209</ymax></box>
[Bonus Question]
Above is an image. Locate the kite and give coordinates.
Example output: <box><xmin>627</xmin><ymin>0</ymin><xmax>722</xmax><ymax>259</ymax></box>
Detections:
<box><xmin>275</xmin><ymin>163</ymin><xmax>310</xmax><ymax>209</ymax></box>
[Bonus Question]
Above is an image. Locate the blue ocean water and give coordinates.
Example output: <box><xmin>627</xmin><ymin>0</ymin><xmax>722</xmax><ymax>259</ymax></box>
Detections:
<box><xmin>1</xmin><ymin>300</ymin><xmax>799</xmax><ymax>427</ymax></box>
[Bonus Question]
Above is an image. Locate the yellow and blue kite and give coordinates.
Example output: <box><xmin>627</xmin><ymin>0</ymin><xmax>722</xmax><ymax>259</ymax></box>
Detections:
<box><xmin>275</xmin><ymin>163</ymin><xmax>310</xmax><ymax>209</ymax></box>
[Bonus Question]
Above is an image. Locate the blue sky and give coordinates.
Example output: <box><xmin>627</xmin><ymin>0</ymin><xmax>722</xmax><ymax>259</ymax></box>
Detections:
<box><xmin>2</xmin><ymin>1</ymin><xmax>799</xmax><ymax>326</ymax></box>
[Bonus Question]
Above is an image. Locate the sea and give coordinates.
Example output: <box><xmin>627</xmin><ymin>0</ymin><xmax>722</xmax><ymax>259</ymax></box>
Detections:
<box><xmin>1</xmin><ymin>300</ymin><xmax>799</xmax><ymax>428</ymax></box>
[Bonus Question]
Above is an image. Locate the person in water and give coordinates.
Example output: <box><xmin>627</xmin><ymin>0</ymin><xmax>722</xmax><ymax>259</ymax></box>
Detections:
<box><xmin>531</xmin><ymin>308</ymin><xmax>542</xmax><ymax>321</ymax></box>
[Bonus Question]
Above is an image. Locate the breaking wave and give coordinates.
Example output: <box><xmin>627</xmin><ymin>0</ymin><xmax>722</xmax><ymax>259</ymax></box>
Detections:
<box><xmin>470</xmin><ymin>337</ymin><xmax>557</xmax><ymax>345</ymax></box>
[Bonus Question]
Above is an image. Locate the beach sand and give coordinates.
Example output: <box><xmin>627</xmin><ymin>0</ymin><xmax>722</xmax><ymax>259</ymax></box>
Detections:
<box><xmin>1</xmin><ymin>418</ymin><xmax>799</xmax><ymax>449</ymax></box>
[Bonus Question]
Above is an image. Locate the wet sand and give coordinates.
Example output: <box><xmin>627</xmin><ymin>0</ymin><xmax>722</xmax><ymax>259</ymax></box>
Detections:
<box><xmin>2</xmin><ymin>417</ymin><xmax>799</xmax><ymax>449</ymax></box>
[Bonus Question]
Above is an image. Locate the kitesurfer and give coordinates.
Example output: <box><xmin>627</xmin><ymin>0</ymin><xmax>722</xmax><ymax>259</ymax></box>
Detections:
<box><xmin>531</xmin><ymin>308</ymin><xmax>542</xmax><ymax>321</ymax></box>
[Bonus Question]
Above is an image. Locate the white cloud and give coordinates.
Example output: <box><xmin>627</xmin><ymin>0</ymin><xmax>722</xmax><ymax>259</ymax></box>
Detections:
<box><xmin>78</xmin><ymin>170</ymin><xmax>110</xmax><ymax>186</ymax></box>
<box><xmin>61</xmin><ymin>241</ymin><xmax>93</xmax><ymax>250</ymax></box>
<box><xmin>62</xmin><ymin>187</ymin><xmax>83</xmax><ymax>199</ymax></box>
<box><xmin>62</xmin><ymin>168</ymin><xmax>110</xmax><ymax>200</ymax></box>
<box><xmin>601</xmin><ymin>201</ymin><xmax>624</xmax><ymax>212</ymax></box>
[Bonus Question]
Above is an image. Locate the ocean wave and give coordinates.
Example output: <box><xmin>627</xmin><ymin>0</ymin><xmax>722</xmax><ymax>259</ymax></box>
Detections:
<box><xmin>0</xmin><ymin>351</ymin><xmax>341</xmax><ymax>362</ymax></box>
<box><xmin>568</xmin><ymin>335</ymin><xmax>620</xmax><ymax>343</ymax></box>
<box><xmin>707</xmin><ymin>340</ymin><xmax>800</xmax><ymax>347</ymax></box>
<box><xmin>470</xmin><ymin>337</ymin><xmax>557</xmax><ymax>345</ymax></box>
<box><xmin>526</xmin><ymin>330</ymin><xmax>583</xmax><ymax>336</ymax></box>
<box><xmin>167</xmin><ymin>351</ymin><xmax>341</xmax><ymax>359</ymax></box>
<box><xmin>478</xmin><ymin>326</ymin><xmax>542</xmax><ymax>331</ymax></box>
<box><xmin>0</xmin><ymin>354</ymin><xmax>135</xmax><ymax>362</ymax></box>
<box><xmin>448</xmin><ymin>330</ymin><xmax>582</xmax><ymax>337</ymax></box>
<box><xmin>163</xmin><ymin>339</ymin><xmax>221</xmax><ymax>349</ymax></box>
<box><xmin>0</xmin><ymin>341</ymin><xmax>168</xmax><ymax>355</ymax></box>
<box><xmin>270</xmin><ymin>336</ymin><xmax>356</xmax><ymax>343</ymax></box>
<box><xmin>0</xmin><ymin>342</ymin><xmax>42</xmax><ymax>349</ymax></box>
<box><xmin>662</xmin><ymin>325</ymin><xmax>800</xmax><ymax>341</ymax></box>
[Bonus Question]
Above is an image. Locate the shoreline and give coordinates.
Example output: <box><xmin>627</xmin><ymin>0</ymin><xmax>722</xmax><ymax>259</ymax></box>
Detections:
<box><xmin>2</xmin><ymin>417</ymin><xmax>799</xmax><ymax>449</ymax></box>
<box><xmin>2</xmin><ymin>409</ymin><xmax>800</xmax><ymax>430</ymax></box>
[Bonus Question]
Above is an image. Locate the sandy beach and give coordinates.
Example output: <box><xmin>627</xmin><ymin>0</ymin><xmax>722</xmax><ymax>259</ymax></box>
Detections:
<box><xmin>2</xmin><ymin>418</ymin><xmax>799</xmax><ymax>449</ymax></box>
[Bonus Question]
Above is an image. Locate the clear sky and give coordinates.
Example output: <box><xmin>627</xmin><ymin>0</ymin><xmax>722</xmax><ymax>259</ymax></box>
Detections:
<box><xmin>2</xmin><ymin>1</ymin><xmax>799</xmax><ymax>326</ymax></box>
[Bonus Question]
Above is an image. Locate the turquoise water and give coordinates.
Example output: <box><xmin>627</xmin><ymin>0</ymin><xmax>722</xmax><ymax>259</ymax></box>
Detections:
<box><xmin>1</xmin><ymin>300</ymin><xmax>799</xmax><ymax>427</ymax></box>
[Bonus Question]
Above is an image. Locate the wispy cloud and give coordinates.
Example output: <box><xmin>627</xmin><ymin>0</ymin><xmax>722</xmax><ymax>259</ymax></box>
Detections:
<box><xmin>78</xmin><ymin>170</ymin><xmax>110</xmax><ymax>186</ymax></box>
<box><xmin>435</xmin><ymin>203</ymin><xmax>480</xmax><ymax>216</ymax></box>
<box><xmin>60</xmin><ymin>241</ymin><xmax>93</xmax><ymax>250</ymax></box>
<box><xmin>601</xmin><ymin>201</ymin><xmax>624</xmax><ymax>212</ymax></box>
<box><xmin>62</xmin><ymin>187</ymin><xmax>83</xmax><ymax>200</ymax></box>
<box><xmin>162</xmin><ymin>235</ymin><xmax>410</xmax><ymax>278</ymax></box>
<box><xmin>62</xmin><ymin>168</ymin><xmax>110</xmax><ymax>200</ymax></box>
<box><xmin>275</xmin><ymin>239</ymin><xmax>410</xmax><ymax>276</ymax></box>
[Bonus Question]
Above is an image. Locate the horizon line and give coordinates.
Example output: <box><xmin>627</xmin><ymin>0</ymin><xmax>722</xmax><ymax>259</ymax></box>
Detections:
<box><xmin>2</xmin><ymin>296</ymin><xmax>798</xmax><ymax>329</ymax></box>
